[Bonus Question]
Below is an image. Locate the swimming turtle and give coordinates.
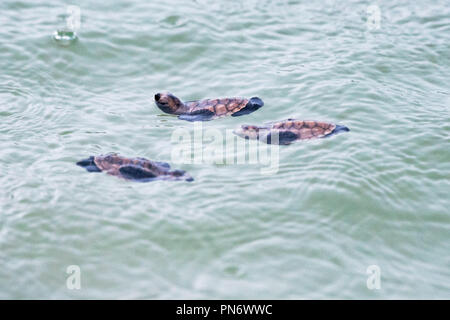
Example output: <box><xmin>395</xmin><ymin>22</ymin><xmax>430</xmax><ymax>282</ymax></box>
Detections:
<box><xmin>233</xmin><ymin>119</ymin><xmax>350</xmax><ymax>145</ymax></box>
<box><xmin>76</xmin><ymin>153</ymin><xmax>193</xmax><ymax>182</ymax></box>
<box><xmin>154</xmin><ymin>92</ymin><xmax>264</xmax><ymax>121</ymax></box>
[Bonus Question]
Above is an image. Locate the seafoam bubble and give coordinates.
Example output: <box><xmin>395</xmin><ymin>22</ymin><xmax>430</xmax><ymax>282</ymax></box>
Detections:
<box><xmin>53</xmin><ymin>28</ymin><xmax>78</xmax><ymax>46</ymax></box>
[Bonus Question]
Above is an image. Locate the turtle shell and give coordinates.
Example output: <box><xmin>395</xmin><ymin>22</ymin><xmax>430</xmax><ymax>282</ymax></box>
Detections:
<box><xmin>271</xmin><ymin>120</ymin><xmax>336</xmax><ymax>139</ymax></box>
<box><xmin>93</xmin><ymin>154</ymin><xmax>163</xmax><ymax>176</ymax></box>
<box><xmin>185</xmin><ymin>98</ymin><xmax>249</xmax><ymax>118</ymax></box>
<box><xmin>86</xmin><ymin>154</ymin><xmax>193</xmax><ymax>181</ymax></box>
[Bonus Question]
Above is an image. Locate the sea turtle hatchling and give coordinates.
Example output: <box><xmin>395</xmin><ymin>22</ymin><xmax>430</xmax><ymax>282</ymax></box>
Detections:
<box><xmin>154</xmin><ymin>92</ymin><xmax>264</xmax><ymax>121</ymax></box>
<box><xmin>76</xmin><ymin>153</ymin><xmax>193</xmax><ymax>182</ymax></box>
<box><xmin>233</xmin><ymin>119</ymin><xmax>350</xmax><ymax>145</ymax></box>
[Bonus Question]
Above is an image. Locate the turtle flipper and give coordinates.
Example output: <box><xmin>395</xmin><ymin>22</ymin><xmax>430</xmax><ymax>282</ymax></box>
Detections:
<box><xmin>265</xmin><ymin>130</ymin><xmax>299</xmax><ymax>145</ymax></box>
<box><xmin>169</xmin><ymin>169</ymin><xmax>194</xmax><ymax>182</ymax></box>
<box><xmin>326</xmin><ymin>124</ymin><xmax>350</xmax><ymax>137</ymax></box>
<box><xmin>76</xmin><ymin>156</ymin><xmax>102</xmax><ymax>172</ymax></box>
<box><xmin>178</xmin><ymin>109</ymin><xmax>215</xmax><ymax>121</ymax></box>
<box><xmin>119</xmin><ymin>165</ymin><xmax>157</xmax><ymax>181</ymax></box>
<box><xmin>231</xmin><ymin>97</ymin><xmax>264</xmax><ymax>117</ymax></box>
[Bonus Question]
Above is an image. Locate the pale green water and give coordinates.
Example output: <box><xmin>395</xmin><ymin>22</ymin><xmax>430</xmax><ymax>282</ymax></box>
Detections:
<box><xmin>1</xmin><ymin>0</ymin><xmax>449</xmax><ymax>299</ymax></box>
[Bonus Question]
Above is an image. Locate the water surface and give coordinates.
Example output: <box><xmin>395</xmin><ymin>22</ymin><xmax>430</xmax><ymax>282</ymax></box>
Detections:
<box><xmin>0</xmin><ymin>0</ymin><xmax>449</xmax><ymax>299</ymax></box>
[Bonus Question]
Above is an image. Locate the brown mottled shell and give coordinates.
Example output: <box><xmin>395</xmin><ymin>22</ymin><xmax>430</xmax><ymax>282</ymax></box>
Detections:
<box><xmin>271</xmin><ymin>120</ymin><xmax>335</xmax><ymax>139</ymax></box>
<box><xmin>94</xmin><ymin>154</ymin><xmax>168</xmax><ymax>178</ymax></box>
<box><xmin>185</xmin><ymin>98</ymin><xmax>248</xmax><ymax>118</ymax></box>
<box><xmin>234</xmin><ymin>119</ymin><xmax>342</xmax><ymax>145</ymax></box>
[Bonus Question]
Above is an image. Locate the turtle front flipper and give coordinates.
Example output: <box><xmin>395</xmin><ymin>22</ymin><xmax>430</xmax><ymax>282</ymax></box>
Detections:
<box><xmin>118</xmin><ymin>165</ymin><xmax>157</xmax><ymax>181</ymax></box>
<box><xmin>169</xmin><ymin>169</ymin><xmax>194</xmax><ymax>182</ymax></box>
<box><xmin>76</xmin><ymin>156</ymin><xmax>101</xmax><ymax>172</ymax></box>
<box><xmin>265</xmin><ymin>130</ymin><xmax>299</xmax><ymax>145</ymax></box>
<box><xmin>178</xmin><ymin>109</ymin><xmax>215</xmax><ymax>122</ymax></box>
<box><xmin>231</xmin><ymin>97</ymin><xmax>264</xmax><ymax>117</ymax></box>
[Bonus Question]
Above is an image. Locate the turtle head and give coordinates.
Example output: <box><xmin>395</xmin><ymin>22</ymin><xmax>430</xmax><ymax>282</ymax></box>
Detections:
<box><xmin>154</xmin><ymin>92</ymin><xmax>185</xmax><ymax>115</ymax></box>
<box><xmin>233</xmin><ymin>124</ymin><xmax>264</xmax><ymax>141</ymax></box>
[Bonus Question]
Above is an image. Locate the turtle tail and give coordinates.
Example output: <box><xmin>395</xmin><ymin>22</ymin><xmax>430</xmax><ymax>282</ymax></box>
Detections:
<box><xmin>76</xmin><ymin>156</ymin><xmax>101</xmax><ymax>172</ymax></box>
